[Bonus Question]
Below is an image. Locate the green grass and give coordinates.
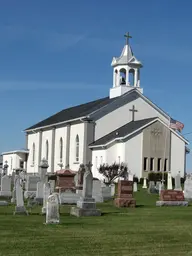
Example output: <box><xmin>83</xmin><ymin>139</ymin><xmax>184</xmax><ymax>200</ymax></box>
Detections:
<box><xmin>0</xmin><ymin>189</ymin><xmax>192</xmax><ymax>256</ymax></box>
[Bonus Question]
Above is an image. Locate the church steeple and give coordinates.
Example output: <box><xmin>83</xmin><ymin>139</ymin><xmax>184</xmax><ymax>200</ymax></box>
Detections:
<box><xmin>109</xmin><ymin>33</ymin><xmax>143</xmax><ymax>99</ymax></box>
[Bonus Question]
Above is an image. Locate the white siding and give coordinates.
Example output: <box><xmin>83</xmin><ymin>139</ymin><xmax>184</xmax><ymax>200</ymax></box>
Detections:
<box><xmin>170</xmin><ymin>132</ymin><xmax>185</xmax><ymax>177</ymax></box>
<box><xmin>92</xmin><ymin>149</ymin><xmax>106</xmax><ymax>180</ymax></box>
<box><xmin>3</xmin><ymin>153</ymin><xmax>26</xmax><ymax>175</ymax></box>
<box><xmin>41</xmin><ymin>130</ymin><xmax>53</xmax><ymax>173</ymax></box>
<box><xmin>95</xmin><ymin>97</ymin><xmax>168</xmax><ymax>140</ymax></box>
<box><xmin>124</xmin><ymin>132</ymin><xmax>143</xmax><ymax>178</ymax></box>
<box><xmin>27</xmin><ymin>132</ymin><xmax>40</xmax><ymax>173</ymax></box>
<box><xmin>69</xmin><ymin>123</ymin><xmax>85</xmax><ymax>171</ymax></box>
<box><xmin>54</xmin><ymin>127</ymin><xmax>67</xmax><ymax>171</ymax></box>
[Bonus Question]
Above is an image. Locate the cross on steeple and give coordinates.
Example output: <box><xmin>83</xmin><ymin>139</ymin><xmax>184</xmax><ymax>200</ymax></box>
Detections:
<box><xmin>124</xmin><ymin>32</ymin><xmax>132</xmax><ymax>45</ymax></box>
<box><xmin>129</xmin><ymin>105</ymin><xmax>138</xmax><ymax>121</ymax></box>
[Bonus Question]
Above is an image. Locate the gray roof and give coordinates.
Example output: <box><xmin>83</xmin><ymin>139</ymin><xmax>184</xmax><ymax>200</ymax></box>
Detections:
<box><xmin>89</xmin><ymin>117</ymin><xmax>157</xmax><ymax>147</ymax></box>
<box><xmin>25</xmin><ymin>96</ymin><xmax>117</xmax><ymax>131</ymax></box>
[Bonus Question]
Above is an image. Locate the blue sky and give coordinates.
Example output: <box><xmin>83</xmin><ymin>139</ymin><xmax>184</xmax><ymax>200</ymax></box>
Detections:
<box><xmin>1</xmin><ymin>0</ymin><xmax>192</xmax><ymax>169</ymax></box>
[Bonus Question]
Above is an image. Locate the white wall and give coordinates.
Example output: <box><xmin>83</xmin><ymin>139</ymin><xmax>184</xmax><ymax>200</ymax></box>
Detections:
<box><xmin>69</xmin><ymin>122</ymin><xmax>85</xmax><ymax>171</ymax></box>
<box><xmin>95</xmin><ymin>96</ymin><xmax>168</xmax><ymax>140</ymax></box>
<box><xmin>124</xmin><ymin>132</ymin><xmax>143</xmax><ymax>178</ymax></box>
<box><xmin>41</xmin><ymin>130</ymin><xmax>53</xmax><ymax>173</ymax></box>
<box><xmin>3</xmin><ymin>153</ymin><xmax>26</xmax><ymax>175</ymax></box>
<box><xmin>54</xmin><ymin>126</ymin><xmax>67</xmax><ymax>171</ymax></box>
<box><xmin>27</xmin><ymin>132</ymin><xmax>40</xmax><ymax>173</ymax></box>
<box><xmin>92</xmin><ymin>149</ymin><xmax>106</xmax><ymax>180</ymax></box>
<box><xmin>170</xmin><ymin>132</ymin><xmax>185</xmax><ymax>177</ymax></box>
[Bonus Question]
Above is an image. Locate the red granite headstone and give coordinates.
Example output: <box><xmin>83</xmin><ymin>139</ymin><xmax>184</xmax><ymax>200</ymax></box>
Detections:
<box><xmin>160</xmin><ymin>190</ymin><xmax>184</xmax><ymax>201</ymax></box>
<box><xmin>55</xmin><ymin>169</ymin><xmax>77</xmax><ymax>192</ymax></box>
<box><xmin>114</xmin><ymin>180</ymin><xmax>136</xmax><ymax>207</ymax></box>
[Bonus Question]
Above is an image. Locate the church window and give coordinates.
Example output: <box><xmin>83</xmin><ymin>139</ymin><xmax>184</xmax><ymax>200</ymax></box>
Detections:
<box><xmin>129</xmin><ymin>69</ymin><xmax>135</xmax><ymax>85</ymax></box>
<box><xmin>157</xmin><ymin>158</ymin><xmax>161</xmax><ymax>172</ymax></box>
<box><xmin>75</xmin><ymin>135</ymin><xmax>79</xmax><ymax>162</ymax></box>
<box><xmin>119</xmin><ymin>68</ymin><xmax>126</xmax><ymax>85</ymax></box>
<box><xmin>32</xmin><ymin>143</ymin><xmax>35</xmax><ymax>166</ymax></box>
<box><xmin>164</xmin><ymin>159</ymin><xmax>167</xmax><ymax>172</ymax></box>
<box><xmin>59</xmin><ymin>138</ymin><xmax>63</xmax><ymax>163</ymax></box>
<box><xmin>143</xmin><ymin>157</ymin><xmax>148</xmax><ymax>171</ymax></box>
<box><xmin>150</xmin><ymin>158</ymin><xmax>154</xmax><ymax>171</ymax></box>
<box><xmin>95</xmin><ymin>156</ymin><xmax>98</xmax><ymax>168</ymax></box>
<box><xmin>100</xmin><ymin>156</ymin><xmax>103</xmax><ymax>164</ymax></box>
<box><xmin>46</xmin><ymin>140</ymin><xmax>49</xmax><ymax>161</ymax></box>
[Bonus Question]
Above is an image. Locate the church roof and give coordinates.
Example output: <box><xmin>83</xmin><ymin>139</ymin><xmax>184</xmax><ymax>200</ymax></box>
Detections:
<box><xmin>25</xmin><ymin>96</ymin><xmax>117</xmax><ymax>131</ymax></box>
<box><xmin>89</xmin><ymin>117</ymin><xmax>156</xmax><ymax>147</ymax></box>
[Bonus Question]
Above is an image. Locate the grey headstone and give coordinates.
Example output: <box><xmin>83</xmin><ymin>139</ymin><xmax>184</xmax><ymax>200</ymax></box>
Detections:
<box><xmin>174</xmin><ymin>173</ymin><xmax>182</xmax><ymax>191</ymax></box>
<box><xmin>14</xmin><ymin>178</ymin><xmax>28</xmax><ymax>215</ymax></box>
<box><xmin>45</xmin><ymin>194</ymin><xmax>60</xmax><ymax>224</ymax></box>
<box><xmin>92</xmin><ymin>180</ymin><xmax>103</xmax><ymax>202</ymax></box>
<box><xmin>42</xmin><ymin>182</ymin><xmax>51</xmax><ymax>215</ymax></box>
<box><xmin>26</xmin><ymin>176</ymin><xmax>40</xmax><ymax>192</ymax></box>
<box><xmin>184</xmin><ymin>175</ymin><xmax>192</xmax><ymax>200</ymax></box>
<box><xmin>59</xmin><ymin>190</ymin><xmax>80</xmax><ymax>204</ymax></box>
<box><xmin>0</xmin><ymin>175</ymin><xmax>11</xmax><ymax>197</ymax></box>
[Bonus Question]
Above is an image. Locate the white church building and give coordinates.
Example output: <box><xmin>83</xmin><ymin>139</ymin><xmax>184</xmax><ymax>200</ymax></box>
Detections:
<box><xmin>2</xmin><ymin>35</ymin><xmax>189</xmax><ymax>178</ymax></box>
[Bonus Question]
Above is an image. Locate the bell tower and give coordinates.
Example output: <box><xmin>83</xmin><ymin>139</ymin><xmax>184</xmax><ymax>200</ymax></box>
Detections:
<box><xmin>110</xmin><ymin>32</ymin><xmax>143</xmax><ymax>99</ymax></box>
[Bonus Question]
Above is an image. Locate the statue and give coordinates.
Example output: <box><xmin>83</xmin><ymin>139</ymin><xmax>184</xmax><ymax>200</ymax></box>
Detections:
<box><xmin>75</xmin><ymin>164</ymin><xmax>86</xmax><ymax>189</ymax></box>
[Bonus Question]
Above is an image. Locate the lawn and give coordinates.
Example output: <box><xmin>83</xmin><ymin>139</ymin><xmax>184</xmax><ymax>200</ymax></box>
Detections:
<box><xmin>0</xmin><ymin>189</ymin><xmax>192</xmax><ymax>256</ymax></box>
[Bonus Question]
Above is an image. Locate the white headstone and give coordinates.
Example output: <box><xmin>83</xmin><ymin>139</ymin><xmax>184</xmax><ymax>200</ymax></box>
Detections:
<box><xmin>174</xmin><ymin>173</ymin><xmax>182</xmax><ymax>191</ymax></box>
<box><xmin>133</xmin><ymin>182</ymin><xmax>138</xmax><ymax>192</ymax></box>
<box><xmin>184</xmin><ymin>174</ymin><xmax>192</xmax><ymax>199</ymax></box>
<box><xmin>46</xmin><ymin>194</ymin><xmax>60</xmax><ymax>224</ymax></box>
<box><xmin>142</xmin><ymin>177</ymin><xmax>147</xmax><ymax>188</ymax></box>
<box><xmin>82</xmin><ymin>169</ymin><xmax>93</xmax><ymax>198</ymax></box>
<box><xmin>42</xmin><ymin>182</ymin><xmax>51</xmax><ymax>214</ymax></box>
<box><xmin>167</xmin><ymin>172</ymin><xmax>173</xmax><ymax>190</ymax></box>
<box><xmin>92</xmin><ymin>180</ymin><xmax>103</xmax><ymax>202</ymax></box>
<box><xmin>14</xmin><ymin>177</ymin><xmax>28</xmax><ymax>215</ymax></box>
<box><xmin>0</xmin><ymin>175</ymin><xmax>11</xmax><ymax>196</ymax></box>
<box><xmin>128</xmin><ymin>174</ymin><xmax>134</xmax><ymax>181</ymax></box>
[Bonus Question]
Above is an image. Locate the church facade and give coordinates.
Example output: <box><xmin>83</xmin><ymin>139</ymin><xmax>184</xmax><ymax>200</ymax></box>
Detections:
<box><xmin>4</xmin><ymin>35</ymin><xmax>189</xmax><ymax>178</ymax></box>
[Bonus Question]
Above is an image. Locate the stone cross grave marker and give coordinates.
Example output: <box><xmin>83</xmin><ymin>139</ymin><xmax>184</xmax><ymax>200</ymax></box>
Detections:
<box><xmin>14</xmin><ymin>177</ymin><xmax>28</xmax><ymax>215</ymax></box>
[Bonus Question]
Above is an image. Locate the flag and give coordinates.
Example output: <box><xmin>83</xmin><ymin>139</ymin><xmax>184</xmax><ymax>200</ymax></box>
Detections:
<box><xmin>170</xmin><ymin>118</ymin><xmax>184</xmax><ymax>132</ymax></box>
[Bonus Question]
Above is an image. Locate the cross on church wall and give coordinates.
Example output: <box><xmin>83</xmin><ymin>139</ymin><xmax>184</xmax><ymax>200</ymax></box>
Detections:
<box><xmin>129</xmin><ymin>105</ymin><xmax>138</xmax><ymax>121</ymax></box>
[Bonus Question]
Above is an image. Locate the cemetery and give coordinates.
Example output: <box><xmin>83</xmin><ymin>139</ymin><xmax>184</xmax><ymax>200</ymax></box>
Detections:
<box><xmin>0</xmin><ymin>160</ymin><xmax>192</xmax><ymax>255</ymax></box>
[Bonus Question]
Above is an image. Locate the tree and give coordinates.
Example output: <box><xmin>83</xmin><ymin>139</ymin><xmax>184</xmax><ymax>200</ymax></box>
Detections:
<box><xmin>98</xmin><ymin>162</ymin><xmax>128</xmax><ymax>185</ymax></box>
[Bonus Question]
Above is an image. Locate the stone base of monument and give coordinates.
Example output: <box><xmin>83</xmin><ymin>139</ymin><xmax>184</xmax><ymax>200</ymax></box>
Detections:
<box><xmin>70</xmin><ymin>198</ymin><xmax>101</xmax><ymax>217</ymax></box>
<box><xmin>0</xmin><ymin>201</ymin><xmax>9</xmax><ymax>206</ymax></box>
<box><xmin>156</xmin><ymin>201</ymin><xmax>188</xmax><ymax>206</ymax></box>
<box><xmin>0</xmin><ymin>191</ymin><xmax>11</xmax><ymax>197</ymax></box>
<box><xmin>14</xmin><ymin>206</ymin><xmax>28</xmax><ymax>215</ymax></box>
<box><xmin>114</xmin><ymin>198</ymin><xmax>136</xmax><ymax>207</ymax></box>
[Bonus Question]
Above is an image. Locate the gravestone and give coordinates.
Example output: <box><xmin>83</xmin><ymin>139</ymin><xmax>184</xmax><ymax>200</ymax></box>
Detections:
<box><xmin>133</xmin><ymin>182</ymin><xmax>138</xmax><ymax>192</ymax></box>
<box><xmin>142</xmin><ymin>177</ymin><xmax>147</xmax><ymax>188</ymax></box>
<box><xmin>92</xmin><ymin>180</ymin><xmax>103</xmax><ymax>203</ymax></box>
<box><xmin>148</xmin><ymin>181</ymin><xmax>158</xmax><ymax>194</ymax></box>
<box><xmin>14</xmin><ymin>177</ymin><xmax>28</xmax><ymax>215</ymax></box>
<box><xmin>110</xmin><ymin>184</ymin><xmax>115</xmax><ymax>197</ymax></box>
<box><xmin>128</xmin><ymin>174</ymin><xmax>134</xmax><ymax>181</ymax></box>
<box><xmin>114</xmin><ymin>180</ymin><xmax>136</xmax><ymax>207</ymax></box>
<box><xmin>49</xmin><ymin>180</ymin><xmax>55</xmax><ymax>193</ymax></box>
<box><xmin>35</xmin><ymin>181</ymin><xmax>44</xmax><ymax>204</ymax></box>
<box><xmin>75</xmin><ymin>164</ymin><xmax>86</xmax><ymax>191</ymax></box>
<box><xmin>184</xmin><ymin>174</ymin><xmax>192</xmax><ymax>200</ymax></box>
<box><xmin>42</xmin><ymin>182</ymin><xmax>51</xmax><ymax>215</ymax></box>
<box><xmin>167</xmin><ymin>172</ymin><xmax>173</xmax><ymax>190</ymax></box>
<box><xmin>156</xmin><ymin>181</ymin><xmax>161</xmax><ymax>191</ymax></box>
<box><xmin>156</xmin><ymin>190</ymin><xmax>188</xmax><ymax>206</ymax></box>
<box><xmin>59</xmin><ymin>189</ymin><xmax>80</xmax><ymax>204</ymax></box>
<box><xmin>70</xmin><ymin>163</ymin><xmax>101</xmax><ymax>217</ymax></box>
<box><xmin>0</xmin><ymin>175</ymin><xmax>11</xmax><ymax>197</ymax></box>
<box><xmin>25</xmin><ymin>175</ymin><xmax>40</xmax><ymax>198</ymax></box>
<box><xmin>45</xmin><ymin>194</ymin><xmax>60</xmax><ymax>224</ymax></box>
<box><xmin>39</xmin><ymin>158</ymin><xmax>49</xmax><ymax>183</ymax></box>
<box><xmin>174</xmin><ymin>173</ymin><xmax>182</xmax><ymax>191</ymax></box>
<box><xmin>102</xmin><ymin>185</ymin><xmax>112</xmax><ymax>200</ymax></box>
<box><xmin>11</xmin><ymin>175</ymin><xmax>19</xmax><ymax>203</ymax></box>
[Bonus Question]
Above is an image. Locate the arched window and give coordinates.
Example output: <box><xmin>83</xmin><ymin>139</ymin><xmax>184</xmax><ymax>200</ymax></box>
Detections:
<box><xmin>75</xmin><ymin>135</ymin><xmax>79</xmax><ymax>162</ymax></box>
<box><xmin>59</xmin><ymin>137</ymin><xmax>63</xmax><ymax>163</ymax></box>
<box><xmin>46</xmin><ymin>140</ymin><xmax>49</xmax><ymax>161</ymax></box>
<box><xmin>32</xmin><ymin>143</ymin><xmax>35</xmax><ymax>165</ymax></box>
<box><xmin>119</xmin><ymin>68</ymin><xmax>126</xmax><ymax>85</ymax></box>
<box><xmin>129</xmin><ymin>69</ymin><xmax>135</xmax><ymax>86</ymax></box>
